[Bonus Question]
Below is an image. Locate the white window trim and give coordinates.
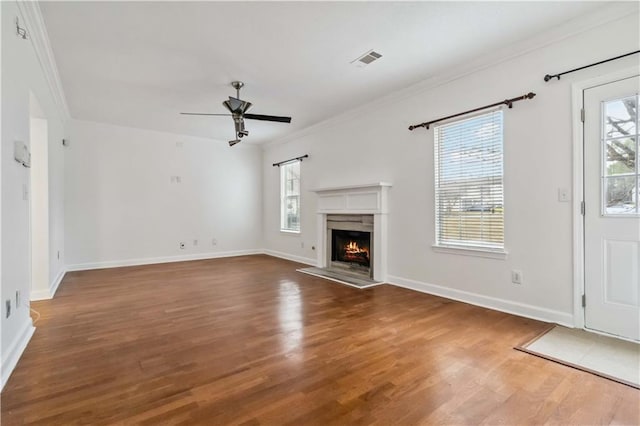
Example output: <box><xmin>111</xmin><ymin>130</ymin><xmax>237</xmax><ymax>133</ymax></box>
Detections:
<box><xmin>433</xmin><ymin>107</ymin><xmax>506</xmax><ymax>254</ymax></box>
<box><xmin>432</xmin><ymin>244</ymin><xmax>508</xmax><ymax>260</ymax></box>
<box><xmin>280</xmin><ymin>229</ymin><xmax>301</xmax><ymax>236</ymax></box>
<box><xmin>280</xmin><ymin>161</ymin><xmax>301</xmax><ymax>233</ymax></box>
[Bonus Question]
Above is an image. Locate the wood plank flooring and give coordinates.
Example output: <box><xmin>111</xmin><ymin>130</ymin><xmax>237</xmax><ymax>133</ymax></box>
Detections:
<box><xmin>1</xmin><ymin>255</ymin><xmax>638</xmax><ymax>425</ymax></box>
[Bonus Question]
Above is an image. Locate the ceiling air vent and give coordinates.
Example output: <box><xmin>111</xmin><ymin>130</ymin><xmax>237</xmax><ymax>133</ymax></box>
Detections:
<box><xmin>351</xmin><ymin>50</ymin><xmax>382</xmax><ymax>67</ymax></box>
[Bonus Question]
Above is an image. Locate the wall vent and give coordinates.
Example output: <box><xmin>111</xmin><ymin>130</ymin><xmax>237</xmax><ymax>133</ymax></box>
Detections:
<box><xmin>351</xmin><ymin>50</ymin><xmax>383</xmax><ymax>67</ymax></box>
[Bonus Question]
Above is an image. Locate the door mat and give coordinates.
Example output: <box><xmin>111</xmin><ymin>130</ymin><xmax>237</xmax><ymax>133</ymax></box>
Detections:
<box><xmin>515</xmin><ymin>325</ymin><xmax>639</xmax><ymax>389</ymax></box>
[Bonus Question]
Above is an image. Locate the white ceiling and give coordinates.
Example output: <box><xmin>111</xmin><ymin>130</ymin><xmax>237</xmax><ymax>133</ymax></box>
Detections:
<box><xmin>40</xmin><ymin>1</ymin><xmax>610</xmax><ymax>144</ymax></box>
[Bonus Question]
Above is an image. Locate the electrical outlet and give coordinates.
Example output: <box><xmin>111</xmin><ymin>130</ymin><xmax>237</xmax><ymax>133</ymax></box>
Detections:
<box><xmin>179</xmin><ymin>242</ymin><xmax>185</xmax><ymax>249</ymax></box>
<box><xmin>301</xmin><ymin>241</ymin><xmax>304</xmax><ymax>249</ymax></box>
<box><xmin>212</xmin><ymin>238</ymin><xmax>217</xmax><ymax>246</ymax></box>
<box><xmin>511</xmin><ymin>270</ymin><xmax>523</xmax><ymax>285</ymax></box>
<box><xmin>5</xmin><ymin>300</ymin><xmax>11</xmax><ymax>318</ymax></box>
<box><xmin>558</xmin><ymin>188</ymin><xmax>570</xmax><ymax>202</ymax></box>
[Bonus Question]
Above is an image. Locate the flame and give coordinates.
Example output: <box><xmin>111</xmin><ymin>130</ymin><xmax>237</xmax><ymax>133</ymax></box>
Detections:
<box><xmin>344</xmin><ymin>241</ymin><xmax>369</xmax><ymax>258</ymax></box>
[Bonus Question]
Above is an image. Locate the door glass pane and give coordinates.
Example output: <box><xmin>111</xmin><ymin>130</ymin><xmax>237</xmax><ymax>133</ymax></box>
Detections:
<box><xmin>605</xmin><ymin>96</ymin><xmax>636</xmax><ymax>138</ymax></box>
<box><xmin>605</xmin><ymin>138</ymin><xmax>636</xmax><ymax>176</ymax></box>
<box><xmin>604</xmin><ymin>176</ymin><xmax>636</xmax><ymax>214</ymax></box>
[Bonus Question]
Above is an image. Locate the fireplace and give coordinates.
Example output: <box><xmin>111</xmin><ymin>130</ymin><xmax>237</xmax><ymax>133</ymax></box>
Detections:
<box><xmin>312</xmin><ymin>182</ymin><xmax>391</xmax><ymax>283</ymax></box>
<box><xmin>327</xmin><ymin>214</ymin><xmax>373</xmax><ymax>278</ymax></box>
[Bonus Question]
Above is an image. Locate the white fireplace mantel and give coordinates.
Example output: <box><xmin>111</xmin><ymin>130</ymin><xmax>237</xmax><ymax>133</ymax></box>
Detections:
<box><xmin>312</xmin><ymin>183</ymin><xmax>391</xmax><ymax>282</ymax></box>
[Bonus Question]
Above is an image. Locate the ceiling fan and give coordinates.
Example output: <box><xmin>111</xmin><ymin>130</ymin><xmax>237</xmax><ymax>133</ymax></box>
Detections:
<box><xmin>181</xmin><ymin>81</ymin><xmax>292</xmax><ymax>146</ymax></box>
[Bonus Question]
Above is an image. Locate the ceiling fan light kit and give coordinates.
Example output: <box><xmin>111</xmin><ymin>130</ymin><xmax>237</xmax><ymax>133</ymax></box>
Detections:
<box><xmin>181</xmin><ymin>81</ymin><xmax>292</xmax><ymax>147</ymax></box>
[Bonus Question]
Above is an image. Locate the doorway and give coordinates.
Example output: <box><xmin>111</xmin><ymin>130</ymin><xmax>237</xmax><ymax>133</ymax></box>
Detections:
<box><xmin>582</xmin><ymin>75</ymin><xmax>639</xmax><ymax>341</ymax></box>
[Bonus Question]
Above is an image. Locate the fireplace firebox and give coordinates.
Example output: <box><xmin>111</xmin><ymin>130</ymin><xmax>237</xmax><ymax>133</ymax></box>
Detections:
<box><xmin>331</xmin><ymin>230</ymin><xmax>371</xmax><ymax>268</ymax></box>
<box><xmin>327</xmin><ymin>214</ymin><xmax>374</xmax><ymax>278</ymax></box>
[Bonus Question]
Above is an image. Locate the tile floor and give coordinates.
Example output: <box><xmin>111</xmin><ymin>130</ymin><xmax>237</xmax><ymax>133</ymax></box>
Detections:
<box><xmin>526</xmin><ymin>326</ymin><xmax>640</xmax><ymax>387</ymax></box>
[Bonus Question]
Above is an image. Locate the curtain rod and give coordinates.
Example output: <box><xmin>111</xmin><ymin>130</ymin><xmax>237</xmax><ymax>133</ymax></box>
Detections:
<box><xmin>272</xmin><ymin>154</ymin><xmax>309</xmax><ymax>167</ymax></box>
<box><xmin>544</xmin><ymin>50</ymin><xmax>640</xmax><ymax>82</ymax></box>
<box><xmin>408</xmin><ymin>92</ymin><xmax>536</xmax><ymax>131</ymax></box>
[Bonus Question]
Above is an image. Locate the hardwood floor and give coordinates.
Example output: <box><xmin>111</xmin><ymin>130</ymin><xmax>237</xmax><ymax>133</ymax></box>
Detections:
<box><xmin>2</xmin><ymin>255</ymin><xmax>638</xmax><ymax>425</ymax></box>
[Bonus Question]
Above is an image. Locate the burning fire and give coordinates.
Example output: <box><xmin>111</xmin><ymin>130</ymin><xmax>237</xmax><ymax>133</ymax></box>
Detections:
<box><xmin>344</xmin><ymin>241</ymin><xmax>369</xmax><ymax>262</ymax></box>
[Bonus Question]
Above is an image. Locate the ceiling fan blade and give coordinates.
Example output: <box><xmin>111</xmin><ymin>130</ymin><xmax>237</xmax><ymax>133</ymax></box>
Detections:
<box><xmin>244</xmin><ymin>113</ymin><xmax>292</xmax><ymax>123</ymax></box>
<box><xmin>180</xmin><ymin>112</ymin><xmax>231</xmax><ymax>116</ymax></box>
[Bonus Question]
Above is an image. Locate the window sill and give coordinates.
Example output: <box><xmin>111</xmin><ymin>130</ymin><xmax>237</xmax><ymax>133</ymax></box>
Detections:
<box><xmin>280</xmin><ymin>229</ymin><xmax>301</xmax><ymax>236</ymax></box>
<box><xmin>432</xmin><ymin>244</ymin><xmax>508</xmax><ymax>260</ymax></box>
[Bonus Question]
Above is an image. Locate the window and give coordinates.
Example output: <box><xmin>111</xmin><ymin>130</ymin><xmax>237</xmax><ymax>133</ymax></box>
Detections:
<box><xmin>280</xmin><ymin>161</ymin><xmax>301</xmax><ymax>232</ymax></box>
<box><xmin>601</xmin><ymin>95</ymin><xmax>638</xmax><ymax>215</ymax></box>
<box><xmin>434</xmin><ymin>110</ymin><xmax>504</xmax><ymax>251</ymax></box>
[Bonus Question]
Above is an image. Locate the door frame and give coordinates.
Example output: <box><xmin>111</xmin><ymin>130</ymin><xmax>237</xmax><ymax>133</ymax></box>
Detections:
<box><xmin>571</xmin><ymin>66</ymin><xmax>640</xmax><ymax>330</ymax></box>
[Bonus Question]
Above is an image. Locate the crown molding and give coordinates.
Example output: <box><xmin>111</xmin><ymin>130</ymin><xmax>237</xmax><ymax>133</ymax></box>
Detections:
<box><xmin>16</xmin><ymin>0</ymin><xmax>71</xmax><ymax>122</ymax></box>
<box><xmin>264</xmin><ymin>2</ymin><xmax>639</xmax><ymax>149</ymax></box>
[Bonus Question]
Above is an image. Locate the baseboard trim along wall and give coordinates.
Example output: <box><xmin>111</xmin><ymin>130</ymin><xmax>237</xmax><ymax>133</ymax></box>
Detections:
<box><xmin>387</xmin><ymin>275</ymin><xmax>574</xmax><ymax>327</ymax></box>
<box><xmin>49</xmin><ymin>268</ymin><xmax>66</xmax><ymax>298</ymax></box>
<box><xmin>262</xmin><ymin>250</ymin><xmax>317</xmax><ymax>266</ymax></box>
<box><xmin>31</xmin><ymin>268</ymin><xmax>67</xmax><ymax>301</ymax></box>
<box><xmin>1</xmin><ymin>319</ymin><xmax>36</xmax><ymax>391</ymax></box>
<box><xmin>65</xmin><ymin>249</ymin><xmax>264</xmax><ymax>272</ymax></box>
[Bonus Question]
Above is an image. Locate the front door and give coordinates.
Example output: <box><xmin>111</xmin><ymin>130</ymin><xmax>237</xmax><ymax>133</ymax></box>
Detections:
<box><xmin>583</xmin><ymin>75</ymin><xmax>640</xmax><ymax>341</ymax></box>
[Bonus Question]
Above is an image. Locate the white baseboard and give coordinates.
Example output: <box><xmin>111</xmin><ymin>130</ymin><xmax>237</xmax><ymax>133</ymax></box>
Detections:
<box><xmin>30</xmin><ymin>289</ymin><xmax>51</xmax><ymax>301</ymax></box>
<box><xmin>31</xmin><ymin>268</ymin><xmax>67</xmax><ymax>301</ymax></box>
<box><xmin>387</xmin><ymin>275</ymin><xmax>574</xmax><ymax>327</ymax></box>
<box><xmin>49</xmin><ymin>267</ymin><xmax>66</xmax><ymax>298</ymax></box>
<box><xmin>1</xmin><ymin>318</ymin><xmax>35</xmax><ymax>391</ymax></box>
<box><xmin>262</xmin><ymin>249</ymin><xmax>317</xmax><ymax>266</ymax></box>
<box><xmin>65</xmin><ymin>249</ymin><xmax>264</xmax><ymax>272</ymax></box>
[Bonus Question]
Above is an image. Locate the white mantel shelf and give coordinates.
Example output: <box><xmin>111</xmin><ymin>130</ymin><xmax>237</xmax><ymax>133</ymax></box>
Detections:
<box><xmin>313</xmin><ymin>182</ymin><xmax>391</xmax><ymax>282</ymax></box>
<box><xmin>312</xmin><ymin>182</ymin><xmax>392</xmax><ymax>215</ymax></box>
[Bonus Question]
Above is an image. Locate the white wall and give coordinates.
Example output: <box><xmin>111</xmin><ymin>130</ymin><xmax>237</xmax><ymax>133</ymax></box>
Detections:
<box><xmin>262</xmin><ymin>11</ymin><xmax>640</xmax><ymax>324</ymax></box>
<box><xmin>29</xmin><ymin>117</ymin><xmax>49</xmax><ymax>298</ymax></box>
<box><xmin>1</xmin><ymin>1</ymin><xmax>66</xmax><ymax>387</ymax></box>
<box><xmin>65</xmin><ymin>120</ymin><xmax>263</xmax><ymax>269</ymax></box>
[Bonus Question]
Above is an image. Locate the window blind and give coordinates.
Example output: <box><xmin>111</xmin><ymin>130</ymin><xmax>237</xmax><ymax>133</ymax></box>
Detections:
<box><xmin>434</xmin><ymin>110</ymin><xmax>504</xmax><ymax>250</ymax></box>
